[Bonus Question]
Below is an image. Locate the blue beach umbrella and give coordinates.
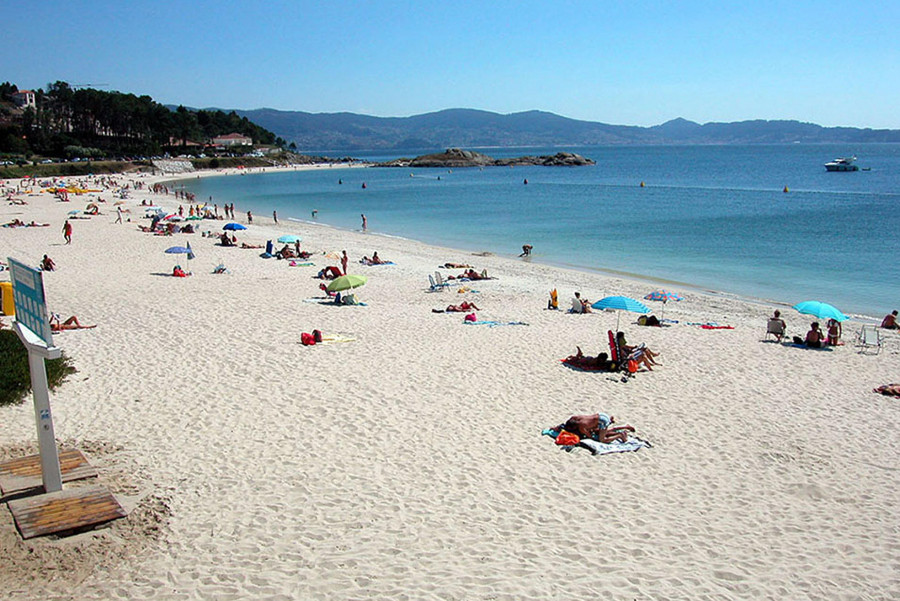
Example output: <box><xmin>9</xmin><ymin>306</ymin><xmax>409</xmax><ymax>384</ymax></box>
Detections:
<box><xmin>165</xmin><ymin>243</ymin><xmax>195</xmax><ymax>271</ymax></box>
<box><xmin>223</xmin><ymin>222</ymin><xmax>247</xmax><ymax>231</ymax></box>
<box><xmin>277</xmin><ymin>234</ymin><xmax>301</xmax><ymax>244</ymax></box>
<box><xmin>592</xmin><ymin>295</ymin><xmax>650</xmax><ymax>330</ymax></box>
<box><xmin>793</xmin><ymin>300</ymin><xmax>849</xmax><ymax>322</ymax></box>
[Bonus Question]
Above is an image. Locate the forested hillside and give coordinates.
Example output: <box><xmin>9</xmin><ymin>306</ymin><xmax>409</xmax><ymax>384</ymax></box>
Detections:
<box><xmin>0</xmin><ymin>81</ymin><xmax>284</xmax><ymax>159</ymax></box>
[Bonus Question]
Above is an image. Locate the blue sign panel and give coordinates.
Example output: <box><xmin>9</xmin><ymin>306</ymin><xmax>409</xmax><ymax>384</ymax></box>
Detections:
<box><xmin>8</xmin><ymin>257</ymin><xmax>54</xmax><ymax>346</ymax></box>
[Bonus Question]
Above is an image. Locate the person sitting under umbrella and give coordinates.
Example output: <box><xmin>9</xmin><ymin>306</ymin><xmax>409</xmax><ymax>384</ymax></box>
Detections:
<box><xmin>802</xmin><ymin>322</ymin><xmax>825</xmax><ymax>348</ymax></box>
<box><xmin>173</xmin><ymin>264</ymin><xmax>190</xmax><ymax>277</ymax></box>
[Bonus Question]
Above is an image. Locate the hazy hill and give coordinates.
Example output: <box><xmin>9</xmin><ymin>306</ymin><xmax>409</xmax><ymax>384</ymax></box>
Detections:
<box><xmin>226</xmin><ymin>108</ymin><xmax>900</xmax><ymax>150</ymax></box>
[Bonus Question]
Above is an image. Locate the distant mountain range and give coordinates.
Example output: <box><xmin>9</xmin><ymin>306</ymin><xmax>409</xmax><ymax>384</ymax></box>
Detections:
<box><xmin>217</xmin><ymin>108</ymin><xmax>900</xmax><ymax>151</ymax></box>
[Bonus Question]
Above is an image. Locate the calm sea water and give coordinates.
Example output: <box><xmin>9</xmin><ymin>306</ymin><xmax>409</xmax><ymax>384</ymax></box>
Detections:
<box><xmin>178</xmin><ymin>144</ymin><xmax>900</xmax><ymax>317</ymax></box>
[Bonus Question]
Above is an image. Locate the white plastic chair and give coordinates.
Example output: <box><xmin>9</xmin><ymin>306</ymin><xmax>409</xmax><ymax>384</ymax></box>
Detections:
<box><xmin>856</xmin><ymin>325</ymin><xmax>883</xmax><ymax>354</ymax></box>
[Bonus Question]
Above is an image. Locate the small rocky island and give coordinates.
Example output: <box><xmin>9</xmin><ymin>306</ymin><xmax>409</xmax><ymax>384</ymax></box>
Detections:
<box><xmin>376</xmin><ymin>148</ymin><xmax>594</xmax><ymax>168</ymax></box>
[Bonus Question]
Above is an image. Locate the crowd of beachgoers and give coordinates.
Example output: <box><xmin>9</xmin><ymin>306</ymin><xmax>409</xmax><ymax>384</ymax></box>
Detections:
<box><xmin>1</xmin><ymin>164</ymin><xmax>899</xmax><ymax>601</ymax></box>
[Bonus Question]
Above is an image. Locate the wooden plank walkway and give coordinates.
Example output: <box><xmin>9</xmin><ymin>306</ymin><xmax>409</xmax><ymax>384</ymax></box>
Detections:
<box><xmin>0</xmin><ymin>448</ymin><xmax>98</xmax><ymax>500</ymax></box>
<box><xmin>7</xmin><ymin>485</ymin><xmax>127</xmax><ymax>539</ymax></box>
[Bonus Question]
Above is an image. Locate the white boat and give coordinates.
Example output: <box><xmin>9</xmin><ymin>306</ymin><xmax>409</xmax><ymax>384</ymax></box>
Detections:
<box><xmin>825</xmin><ymin>156</ymin><xmax>859</xmax><ymax>172</ymax></box>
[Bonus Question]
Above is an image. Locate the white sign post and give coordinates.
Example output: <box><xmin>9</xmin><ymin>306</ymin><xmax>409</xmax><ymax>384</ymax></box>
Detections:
<box><xmin>8</xmin><ymin>258</ymin><xmax>63</xmax><ymax>493</ymax></box>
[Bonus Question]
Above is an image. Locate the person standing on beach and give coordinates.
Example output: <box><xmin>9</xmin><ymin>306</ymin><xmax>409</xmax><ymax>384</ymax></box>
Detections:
<box><xmin>247</xmin><ymin>210</ymin><xmax>253</xmax><ymax>223</ymax></box>
<box><xmin>341</xmin><ymin>250</ymin><xmax>349</xmax><ymax>275</ymax></box>
<box><xmin>115</xmin><ymin>206</ymin><xmax>123</xmax><ymax>224</ymax></box>
<box><xmin>62</xmin><ymin>219</ymin><xmax>72</xmax><ymax>244</ymax></box>
<box><xmin>361</xmin><ymin>214</ymin><xmax>367</xmax><ymax>231</ymax></box>
<box><xmin>273</xmin><ymin>210</ymin><xmax>278</xmax><ymax>224</ymax></box>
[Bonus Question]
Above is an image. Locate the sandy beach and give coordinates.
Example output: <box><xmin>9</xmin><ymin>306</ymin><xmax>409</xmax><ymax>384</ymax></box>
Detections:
<box><xmin>2</xmin><ymin>166</ymin><xmax>899</xmax><ymax>600</ymax></box>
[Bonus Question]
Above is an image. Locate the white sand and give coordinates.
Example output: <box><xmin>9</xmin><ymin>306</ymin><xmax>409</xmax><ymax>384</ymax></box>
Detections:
<box><xmin>2</xmin><ymin>167</ymin><xmax>899</xmax><ymax>601</ymax></box>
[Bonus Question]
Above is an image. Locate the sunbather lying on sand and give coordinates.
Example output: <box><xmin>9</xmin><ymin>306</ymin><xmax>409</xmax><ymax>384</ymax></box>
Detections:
<box><xmin>450</xmin><ymin>269</ymin><xmax>491</xmax><ymax>280</ymax></box>
<box><xmin>444</xmin><ymin>301</ymin><xmax>480</xmax><ymax>312</ymax></box>
<box><xmin>564</xmin><ymin>347</ymin><xmax>615</xmax><ymax>371</ymax></box>
<box><xmin>50</xmin><ymin>314</ymin><xmax>96</xmax><ymax>331</ymax></box>
<box><xmin>241</xmin><ymin>242</ymin><xmax>264</xmax><ymax>249</ymax></box>
<box><xmin>441</xmin><ymin>262</ymin><xmax>472</xmax><ymax>269</ymax></box>
<box><xmin>874</xmin><ymin>383</ymin><xmax>900</xmax><ymax>397</ymax></box>
<box><xmin>557</xmin><ymin>412</ymin><xmax>635</xmax><ymax>443</ymax></box>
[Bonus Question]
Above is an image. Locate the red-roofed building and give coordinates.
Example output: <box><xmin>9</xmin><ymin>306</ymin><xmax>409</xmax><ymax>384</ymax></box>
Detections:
<box><xmin>11</xmin><ymin>90</ymin><xmax>36</xmax><ymax>109</ymax></box>
<box><xmin>211</xmin><ymin>132</ymin><xmax>252</xmax><ymax>146</ymax></box>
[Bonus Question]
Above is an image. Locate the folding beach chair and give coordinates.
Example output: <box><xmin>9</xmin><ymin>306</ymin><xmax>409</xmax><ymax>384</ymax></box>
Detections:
<box><xmin>765</xmin><ymin>318</ymin><xmax>786</xmax><ymax>341</ymax></box>
<box><xmin>434</xmin><ymin>271</ymin><xmax>451</xmax><ymax>290</ymax></box>
<box><xmin>856</xmin><ymin>325</ymin><xmax>883</xmax><ymax>354</ymax></box>
<box><xmin>427</xmin><ymin>274</ymin><xmax>444</xmax><ymax>293</ymax></box>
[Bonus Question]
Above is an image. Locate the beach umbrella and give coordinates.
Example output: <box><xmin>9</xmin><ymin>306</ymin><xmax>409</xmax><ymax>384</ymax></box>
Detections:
<box><xmin>592</xmin><ymin>295</ymin><xmax>650</xmax><ymax>330</ymax></box>
<box><xmin>793</xmin><ymin>300</ymin><xmax>849</xmax><ymax>322</ymax></box>
<box><xmin>644</xmin><ymin>289</ymin><xmax>683</xmax><ymax>303</ymax></box>
<box><xmin>164</xmin><ymin>214</ymin><xmax>183</xmax><ymax>221</ymax></box>
<box><xmin>165</xmin><ymin>243</ymin><xmax>195</xmax><ymax>271</ymax></box>
<box><xmin>644</xmin><ymin>289</ymin><xmax>683</xmax><ymax>320</ymax></box>
<box><xmin>326</xmin><ymin>274</ymin><xmax>368</xmax><ymax>293</ymax></box>
<box><xmin>277</xmin><ymin>234</ymin><xmax>301</xmax><ymax>244</ymax></box>
<box><xmin>223</xmin><ymin>222</ymin><xmax>247</xmax><ymax>231</ymax></box>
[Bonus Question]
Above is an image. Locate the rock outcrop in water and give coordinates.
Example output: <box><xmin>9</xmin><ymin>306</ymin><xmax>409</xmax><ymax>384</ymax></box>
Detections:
<box><xmin>377</xmin><ymin>148</ymin><xmax>594</xmax><ymax>168</ymax></box>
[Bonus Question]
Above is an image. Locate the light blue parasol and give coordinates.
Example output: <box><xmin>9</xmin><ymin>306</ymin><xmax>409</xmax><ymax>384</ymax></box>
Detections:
<box><xmin>592</xmin><ymin>296</ymin><xmax>650</xmax><ymax>329</ymax></box>
<box><xmin>792</xmin><ymin>300</ymin><xmax>849</xmax><ymax>322</ymax></box>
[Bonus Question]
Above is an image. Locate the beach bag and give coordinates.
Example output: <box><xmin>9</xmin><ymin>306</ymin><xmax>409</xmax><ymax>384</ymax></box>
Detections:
<box><xmin>627</xmin><ymin>359</ymin><xmax>638</xmax><ymax>373</ymax></box>
<box><xmin>464</xmin><ymin>313</ymin><xmax>477</xmax><ymax>322</ymax></box>
<box><xmin>301</xmin><ymin>332</ymin><xmax>316</xmax><ymax>346</ymax></box>
<box><xmin>555</xmin><ymin>431</ymin><xmax>580</xmax><ymax>446</ymax></box>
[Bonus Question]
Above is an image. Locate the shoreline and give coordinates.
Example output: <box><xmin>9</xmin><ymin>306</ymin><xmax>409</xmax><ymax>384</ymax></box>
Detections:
<box><xmin>166</xmin><ymin>165</ymin><xmax>882</xmax><ymax>323</ymax></box>
<box><xmin>2</xmin><ymin>167</ymin><xmax>899</xmax><ymax>600</ymax></box>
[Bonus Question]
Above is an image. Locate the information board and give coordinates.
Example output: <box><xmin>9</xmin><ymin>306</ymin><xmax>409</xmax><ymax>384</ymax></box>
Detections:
<box><xmin>8</xmin><ymin>257</ymin><xmax>54</xmax><ymax>346</ymax></box>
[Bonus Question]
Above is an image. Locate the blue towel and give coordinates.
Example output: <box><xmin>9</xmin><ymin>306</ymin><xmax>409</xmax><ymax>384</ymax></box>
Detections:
<box><xmin>464</xmin><ymin>320</ymin><xmax>528</xmax><ymax>327</ymax></box>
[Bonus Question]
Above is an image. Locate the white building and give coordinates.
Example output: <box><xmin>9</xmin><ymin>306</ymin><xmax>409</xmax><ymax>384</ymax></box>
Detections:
<box><xmin>11</xmin><ymin>90</ymin><xmax>36</xmax><ymax>109</ymax></box>
<box><xmin>211</xmin><ymin>133</ymin><xmax>252</xmax><ymax>147</ymax></box>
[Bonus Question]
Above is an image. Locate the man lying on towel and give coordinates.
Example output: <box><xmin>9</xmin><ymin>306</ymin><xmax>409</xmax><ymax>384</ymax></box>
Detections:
<box><xmin>557</xmin><ymin>412</ymin><xmax>634</xmax><ymax>443</ymax></box>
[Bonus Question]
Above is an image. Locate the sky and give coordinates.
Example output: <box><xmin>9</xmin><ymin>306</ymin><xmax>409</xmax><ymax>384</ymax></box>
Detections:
<box><xmin>3</xmin><ymin>1</ymin><xmax>899</xmax><ymax>128</ymax></box>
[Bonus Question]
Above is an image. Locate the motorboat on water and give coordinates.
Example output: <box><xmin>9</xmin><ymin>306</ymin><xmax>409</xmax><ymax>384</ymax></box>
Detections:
<box><xmin>824</xmin><ymin>156</ymin><xmax>859</xmax><ymax>171</ymax></box>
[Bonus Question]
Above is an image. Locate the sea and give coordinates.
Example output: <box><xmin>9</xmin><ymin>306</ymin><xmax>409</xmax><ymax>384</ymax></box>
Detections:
<box><xmin>176</xmin><ymin>144</ymin><xmax>900</xmax><ymax>318</ymax></box>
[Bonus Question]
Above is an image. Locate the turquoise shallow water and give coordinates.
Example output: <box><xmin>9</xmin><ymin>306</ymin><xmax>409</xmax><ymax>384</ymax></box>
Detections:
<box><xmin>178</xmin><ymin>144</ymin><xmax>900</xmax><ymax>317</ymax></box>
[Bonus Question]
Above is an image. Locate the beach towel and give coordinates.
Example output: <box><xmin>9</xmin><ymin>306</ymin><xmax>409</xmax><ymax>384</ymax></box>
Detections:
<box><xmin>463</xmin><ymin>320</ymin><xmax>528</xmax><ymax>327</ymax></box>
<box><xmin>541</xmin><ymin>428</ymin><xmax>650</xmax><ymax>455</ymax></box>
<box><xmin>577</xmin><ymin>437</ymin><xmax>651</xmax><ymax>455</ymax></box>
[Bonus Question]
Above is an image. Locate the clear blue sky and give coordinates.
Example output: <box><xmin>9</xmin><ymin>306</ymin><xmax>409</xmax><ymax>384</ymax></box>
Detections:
<box><xmin>3</xmin><ymin>1</ymin><xmax>898</xmax><ymax>128</ymax></box>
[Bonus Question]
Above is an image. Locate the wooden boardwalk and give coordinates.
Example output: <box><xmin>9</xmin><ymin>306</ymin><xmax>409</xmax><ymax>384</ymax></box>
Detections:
<box><xmin>7</xmin><ymin>485</ymin><xmax>127</xmax><ymax>539</ymax></box>
<box><xmin>0</xmin><ymin>448</ymin><xmax>98</xmax><ymax>501</ymax></box>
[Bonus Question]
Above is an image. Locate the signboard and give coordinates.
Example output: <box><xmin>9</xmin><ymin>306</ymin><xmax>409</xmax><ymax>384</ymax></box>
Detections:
<box><xmin>8</xmin><ymin>257</ymin><xmax>54</xmax><ymax>346</ymax></box>
<box><xmin>7</xmin><ymin>256</ymin><xmax>62</xmax><ymax>493</ymax></box>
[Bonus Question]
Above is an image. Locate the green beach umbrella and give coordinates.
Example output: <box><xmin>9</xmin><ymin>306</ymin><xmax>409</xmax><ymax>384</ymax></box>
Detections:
<box><xmin>326</xmin><ymin>274</ymin><xmax>368</xmax><ymax>293</ymax></box>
